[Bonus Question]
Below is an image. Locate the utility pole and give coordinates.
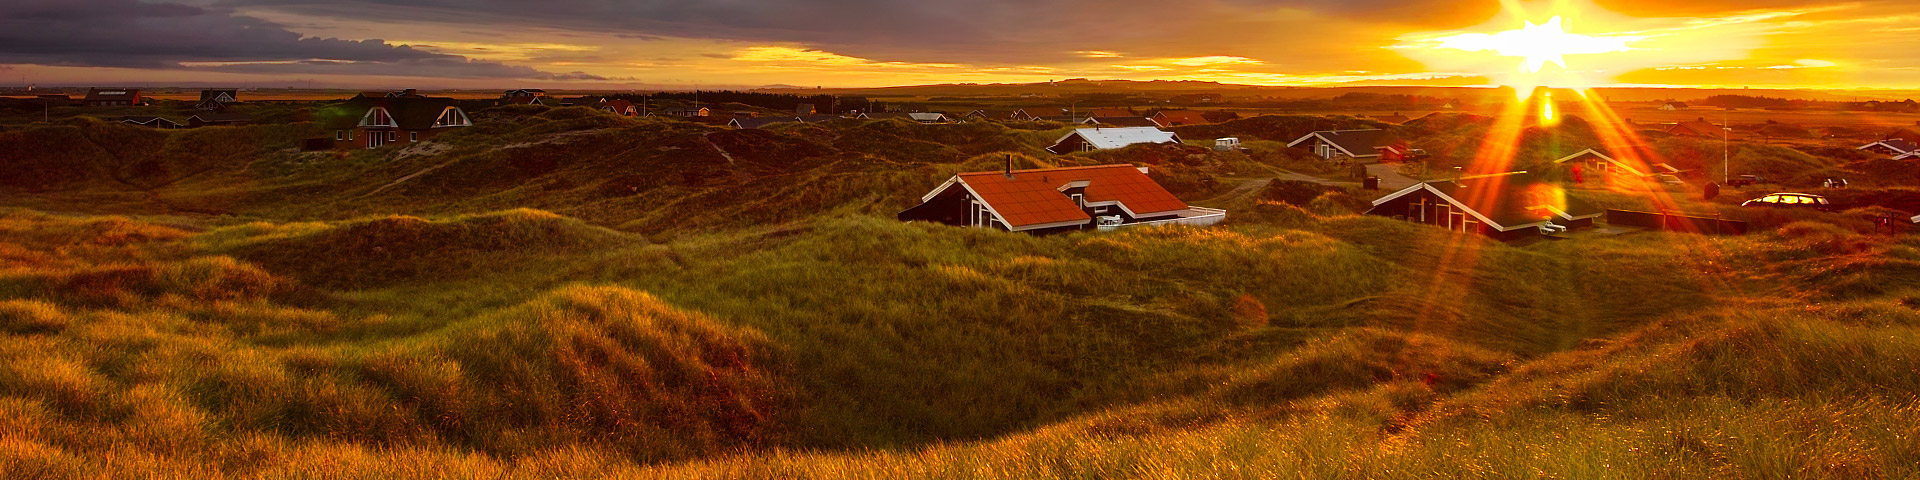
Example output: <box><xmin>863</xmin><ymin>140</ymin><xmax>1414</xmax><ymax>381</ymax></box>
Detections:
<box><xmin>1728</xmin><ymin>107</ymin><xmax>1743</xmax><ymax>183</ymax></box>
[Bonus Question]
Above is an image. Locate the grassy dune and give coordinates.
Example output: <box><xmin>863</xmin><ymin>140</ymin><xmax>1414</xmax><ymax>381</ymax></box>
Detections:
<box><xmin>4</xmin><ymin>203</ymin><xmax>1915</xmax><ymax>478</ymax></box>
<box><xmin>2</xmin><ymin>110</ymin><xmax>1918</xmax><ymax>477</ymax></box>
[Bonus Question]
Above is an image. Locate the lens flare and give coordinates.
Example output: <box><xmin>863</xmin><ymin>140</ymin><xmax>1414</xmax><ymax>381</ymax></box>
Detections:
<box><xmin>1432</xmin><ymin>14</ymin><xmax>1638</xmax><ymax>100</ymax></box>
<box><xmin>1436</xmin><ymin>17</ymin><xmax>1632</xmax><ymax>75</ymax></box>
<box><xmin>1541</xmin><ymin>92</ymin><xmax>1557</xmax><ymax>123</ymax></box>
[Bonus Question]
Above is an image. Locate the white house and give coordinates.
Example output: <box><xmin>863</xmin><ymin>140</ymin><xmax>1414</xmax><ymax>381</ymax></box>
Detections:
<box><xmin>1045</xmin><ymin>127</ymin><xmax>1182</xmax><ymax>154</ymax></box>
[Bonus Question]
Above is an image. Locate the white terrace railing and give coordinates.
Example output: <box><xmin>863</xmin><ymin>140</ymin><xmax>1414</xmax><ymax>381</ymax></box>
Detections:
<box><xmin>1098</xmin><ymin>207</ymin><xmax>1228</xmax><ymax>231</ymax></box>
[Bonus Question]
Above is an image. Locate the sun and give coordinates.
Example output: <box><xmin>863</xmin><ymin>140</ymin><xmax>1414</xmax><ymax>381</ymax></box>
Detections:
<box><xmin>1436</xmin><ymin>16</ymin><xmax>1632</xmax><ymax>75</ymax></box>
<box><xmin>1399</xmin><ymin>2</ymin><xmax>1650</xmax><ymax>100</ymax></box>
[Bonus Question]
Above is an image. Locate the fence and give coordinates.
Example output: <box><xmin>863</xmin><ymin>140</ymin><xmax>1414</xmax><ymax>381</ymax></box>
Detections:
<box><xmin>1099</xmin><ymin>207</ymin><xmax>1228</xmax><ymax>231</ymax></box>
<box><xmin>1607</xmin><ymin>209</ymin><xmax>1748</xmax><ymax>235</ymax></box>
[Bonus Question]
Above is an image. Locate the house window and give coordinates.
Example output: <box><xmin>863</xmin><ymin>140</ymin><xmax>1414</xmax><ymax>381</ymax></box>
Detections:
<box><xmin>410</xmin><ymin>132</ymin><xmax>419</xmax><ymax>142</ymax></box>
<box><xmin>1071</xmin><ymin>194</ymin><xmax>1085</xmax><ymax>207</ymax></box>
<box><xmin>387</xmin><ymin>131</ymin><xmax>397</xmax><ymax>142</ymax></box>
<box><xmin>970</xmin><ymin>199</ymin><xmax>995</xmax><ymax>229</ymax></box>
<box><xmin>361</xmin><ymin>107</ymin><xmax>395</xmax><ymax>127</ymax></box>
<box><xmin>435</xmin><ymin>108</ymin><xmax>470</xmax><ymax>127</ymax></box>
<box><xmin>335</xmin><ymin>131</ymin><xmax>345</xmax><ymax>141</ymax></box>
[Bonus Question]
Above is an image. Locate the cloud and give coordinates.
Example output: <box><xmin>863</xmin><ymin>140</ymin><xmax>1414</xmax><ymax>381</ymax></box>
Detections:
<box><xmin>0</xmin><ymin>0</ymin><xmax>574</xmax><ymax>78</ymax></box>
<box><xmin>1167</xmin><ymin>56</ymin><xmax>1265</xmax><ymax>67</ymax></box>
<box><xmin>14</xmin><ymin>0</ymin><xmax>1920</xmax><ymax>87</ymax></box>
<box><xmin>220</xmin><ymin>0</ymin><xmax>1424</xmax><ymax>66</ymax></box>
<box><xmin>537</xmin><ymin>71</ymin><xmax>624</xmax><ymax>81</ymax></box>
<box><xmin>730</xmin><ymin>46</ymin><xmax>963</xmax><ymax>70</ymax></box>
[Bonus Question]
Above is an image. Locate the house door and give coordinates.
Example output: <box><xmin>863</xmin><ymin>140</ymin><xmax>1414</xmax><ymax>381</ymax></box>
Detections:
<box><xmin>367</xmin><ymin>132</ymin><xmax>386</xmax><ymax>149</ymax></box>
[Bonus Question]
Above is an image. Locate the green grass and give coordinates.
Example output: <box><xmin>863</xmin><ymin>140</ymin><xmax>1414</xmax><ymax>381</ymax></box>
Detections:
<box><xmin>2</xmin><ymin>110</ymin><xmax>1918</xmax><ymax>478</ymax></box>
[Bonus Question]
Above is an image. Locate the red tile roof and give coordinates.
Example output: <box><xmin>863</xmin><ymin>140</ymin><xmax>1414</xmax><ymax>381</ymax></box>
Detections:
<box><xmin>1153</xmin><ymin>110</ymin><xmax>1209</xmax><ymax>126</ymax></box>
<box><xmin>957</xmin><ymin>164</ymin><xmax>1189</xmax><ymax>228</ymax></box>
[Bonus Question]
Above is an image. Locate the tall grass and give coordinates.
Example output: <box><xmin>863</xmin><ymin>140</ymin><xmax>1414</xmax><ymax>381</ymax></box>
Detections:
<box><xmin>4</xmin><ymin>110</ymin><xmax>1920</xmax><ymax>477</ymax></box>
<box><xmin>2</xmin><ymin>203</ymin><xmax>1913</xmax><ymax>478</ymax></box>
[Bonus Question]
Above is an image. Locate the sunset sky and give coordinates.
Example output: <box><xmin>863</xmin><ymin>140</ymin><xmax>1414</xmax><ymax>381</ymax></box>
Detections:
<box><xmin>3</xmin><ymin>0</ymin><xmax>1917</xmax><ymax>90</ymax></box>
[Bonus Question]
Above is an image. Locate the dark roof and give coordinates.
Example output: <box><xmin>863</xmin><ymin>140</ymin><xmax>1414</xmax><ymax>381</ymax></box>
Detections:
<box><xmin>118</xmin><ymin>115</ymin><xmax>179</xmax><ymax>126</ymax></box>
<box><xmin>1864</xmin><ymin>139</ymin><xmax>1919</xmax><ymax>153</ymax></box>
<box><xmin>85</xmin><ymin>88</ymin><xmax>139</xmax><ymax>101</ymax></box>
<box><xmin>1291</xmin><ymin>129</ymin><xmax>1392</xmax><ymax>156</ymax></box>
<box><xmin>1085</xmin><ymin>117</ymin><xmax>1160</xmax><ymax>128</ymax></box>
<box><xmin>199</xmin><ymin>89</ymin><xmax>238</xmax><ymax>103</ymax></box>
<box><xmin>1669</xmin><ymin>119</ymin><xmax>1724</xmax><ymax>137</ymax></box>
<box><xmin>950</xmin><ymin>164</ymin><xmax>1190</xmax><ymax>229</ymax></box>
<box><xmin>189</xmin><ymin>113</ymin><xmax>252</xmax><ymax>123</ymax></box>
<box><xmin>1153</xmin><ymin>110</ymin><xmax>1209</xmax><ymax>125</ymax></box>
<box><xmin>731</xmin><ymin>117</ymin><xmax>802</xmax><ymax>129</ymax></box>
<box><xmin>336</xmin><ymin>97</ymin><xmax>463</xmax><ymax>130</ymax></box>
<box><xmin>1554</xmin><ymin>145</ymin><xmax>1664</xmax><ymax>175</ymax></box>
<box><xmin>352</xmin><ymin>90</ymin><xmax>428</xmax><ymax>100</ymax></box>
<box><xmin>1375</xmin><ymin>178</ymin><xmax>1604</xmax><ymax>230</ymax></box>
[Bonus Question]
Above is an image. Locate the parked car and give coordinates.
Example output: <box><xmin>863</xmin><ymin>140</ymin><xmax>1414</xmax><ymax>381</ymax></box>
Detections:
<box><xmin>1653</xmin><ymin>174</ymin><xmax>1685</xmax><ymax>185</ymax></box>
<box><xmin>1212</xmin><ymin>138</ymin><xmax>1251</xmax><ymax>154</ymax></box>
<box><xmin>1741</xmin><ymin>193</ymin><xmax>1834</xmax><ymax>211</ymax></box>
<box><xmin>1726</xmin><ymin>175</ymin><xmax>1765</xmax><ymax>187</ymax></box>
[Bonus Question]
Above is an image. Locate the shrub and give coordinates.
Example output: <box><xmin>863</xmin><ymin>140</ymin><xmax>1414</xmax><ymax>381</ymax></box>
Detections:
<box><xmin>1231</xmin><ymin>294</ymin><xmax>1269</xmax><ymax>329</ymax></box>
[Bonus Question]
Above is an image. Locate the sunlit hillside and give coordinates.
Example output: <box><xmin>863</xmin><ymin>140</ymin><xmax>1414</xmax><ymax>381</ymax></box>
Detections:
<box><xmin>3</xmin><ymin>107</ymin><xmax>1920</xmax><ymax>478</ymax></box>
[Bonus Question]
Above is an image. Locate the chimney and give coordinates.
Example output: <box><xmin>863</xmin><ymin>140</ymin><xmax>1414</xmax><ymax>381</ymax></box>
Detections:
<box><xmin>1004</xmin><ymin>154</ymin><xmax>1013</xmax><ymax>178</ymax></box>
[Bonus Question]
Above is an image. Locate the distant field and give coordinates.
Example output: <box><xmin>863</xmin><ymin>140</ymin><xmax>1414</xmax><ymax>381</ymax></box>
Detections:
<box><xmin>5</xmin><ymin>91</ymin><xmax>534</xmax><ymax>102</ymax></box>
<box><xmin>1253</xmin><ymin>106</ymin><xmax>1920</xmax><ymax>132</ymax></box>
